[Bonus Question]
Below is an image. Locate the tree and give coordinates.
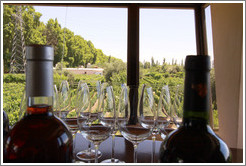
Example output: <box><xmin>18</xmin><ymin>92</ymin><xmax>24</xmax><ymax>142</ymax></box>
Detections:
<box><xmin>108</xmin><ymin>55</ymin><xmax>111</xmax><ymax>63</ymax></box>
<box><xmin>162</xmin><ymin>58</ymin><xmax>166</xmax><ymax>65</ymax></box>
<box><xmin>103</xmin><ymin>59</ymin><xmax>126</xmax><ymax>83</ymax></box>
<box><xmin>3</xmin><ymin>5</ymin><xmax>46</xmax><ymax>72</ymax></box>
<box><xmin>3</xmin><ymin>5</ymin><xmax>16</xmax><ymax>72</ymax></box>
<box><xmin>3</xmin><ymin>5</ymin><xmax>119</xmax><ymax>70</ymax></box>
<box><xmin>151</xmin><ymin>56</ymin><xmax>156</xmax><ymax>67</ymax></box>
<box><xmin>181</xmin><ymin>59</ymin><xmax>184</xmax><ymax>67</ymax></box>
<box><xmin>156</xmin><ymin>60</ymin><xmax>160</xmax><ymax>66</ymax></box>
<box><xmin>22</xmin><ymin>6</ymin><xmax>46</xmax><ymax>45</ymax></box>
<box><xmin>161</xmin><ymin>64</ymin><xmax>167</xmax><ymax>73</ymax></box>
<box><xmin>87</xmin><ymin>40</ymin><xmax>97</xmax><ymax>64</ymax></box>
<box><xmin>44</xmin><ymin>18</ymin><xmax>66</xmax><ymax>65</ymax></box>
<box><xmin>144</xmin><ymin>61</ymin><xmax>150</xmax><ymax>69</ymax></box>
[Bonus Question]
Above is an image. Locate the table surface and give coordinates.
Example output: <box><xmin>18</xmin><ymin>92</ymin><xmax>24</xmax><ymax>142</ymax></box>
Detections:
<box><xmin>73</xmin><ymin>133</ymin><xmax>243</xmax><ymax>163</ymax></box>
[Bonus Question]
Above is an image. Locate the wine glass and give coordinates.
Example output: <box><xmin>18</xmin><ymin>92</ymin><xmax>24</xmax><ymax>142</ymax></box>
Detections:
<box><xmin>59</xmin><ymin>80</ymin><xmax>71</xmax><ymax>119</ymax></box>
<box><xmin>56</xmin><ymin>81</ymin><xmax>78</xmax><ymax>136</ymax></box>
<box><xmin>77</xmin><ymin>83</ymin><xmax>111</xmax><ymax>163</ymax></box>
<box><xmin>173</xmin><ymin>84</ymin><xmax>184</xmax><ymax>128</ymax></box>
<box><xmin>53</xmin><ymin>84</ymin><xmax>60</xmax><ymax>117</ymax></box>
<box><xmin>138</xmin><ymin>84</ymin><xmax>158</xmax><ymax>163</ymax></box>
<box><xmin>157</xmin><ymin>85</ymin><xmax>172</xmax><ymax>140</ymax></box>
<box><xmin>76</xmin><ymin>81</ymin><xmax>102</xmax><ymax>161</ymax></box>
<box><xmin>118</xmin><ymin>84</ymin><xmax>152</xmax><ymax>163</ymax></box>
<box><xmin>64</xmin><ymin>88</ymin><xmax>78</xmax><ymax>136</ymax></box>
<box><xmin>100</xmin><ymin>84</ymin><xmax>124</xmax><ymax>163</ymax></box>
<box><xmin>57</xmin><ymin>80</ymin><xmax>80</xmax><ymax>162</ymax></box>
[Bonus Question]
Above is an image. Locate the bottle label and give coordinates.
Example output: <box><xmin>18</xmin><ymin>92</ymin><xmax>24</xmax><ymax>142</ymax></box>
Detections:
<box><xmin>183</xmin><ymin>71</ymin><xmax>210</xmax><ymax>116</ymax></box>
<box><xmin>183</xmin><ymin>110</ymin><xmax>209</xmax><ymax>120</ymax></box>
<box><xmin>191</xmin><ymin>83</ymin><xmax>207</xmax><ymax>98</ymax></box>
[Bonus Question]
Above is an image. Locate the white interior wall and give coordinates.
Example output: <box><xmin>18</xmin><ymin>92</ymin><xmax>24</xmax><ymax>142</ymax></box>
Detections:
<box><xmin>237</xmin><ymin>46</ymin><xmax>244</xmax><ymax>149</ymax></box>
<box><xmin>210</xmin><ymin>3</ymin><xmax>243</xmax><ymax>149</ymax></box>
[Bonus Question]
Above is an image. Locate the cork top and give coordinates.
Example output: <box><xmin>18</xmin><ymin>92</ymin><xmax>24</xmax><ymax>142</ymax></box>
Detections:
<box><xmin>26</xmin><ymin>45</ymin><xmax>54</xmax><ymax>61</ymax></box>
<box><xmin>26</xmin><ymin>45</ymin><xmax>54</xmax><ymax>97</ymax></box>
<box><xmin>185</xmin><ymin>55</ymin><xmax>211</xmax><ymax>71</ymax></box>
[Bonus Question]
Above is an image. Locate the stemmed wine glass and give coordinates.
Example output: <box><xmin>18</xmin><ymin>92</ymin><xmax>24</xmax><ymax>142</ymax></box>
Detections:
<box><xmin>57</xmin><ymin>80</ymin><xmax>80</xmax><ymax>162</ymax></box>
<box><xmin>76</xmin><ymin>81</ymin><xmax>102</xmax><ymax>161</ymax></box>
<box><xmin>118</xmin><ymin>84</ymin><xmax>152</xmax><ymax>163</ymax></box>
<box><xmin>100</xmin><ymin>84</ymin><xmax>124</xmax><ymax>163</ymax></box>
<box><xmin>157</xmin><ymin>85</ymin><xmax>172</xmax><ymax>140</ymax></box>
<box><xmin>77</xmin><ymin>83</ymin><xmax>111</xmax><ymax>163</ymax></box>
<box><xmin>59</xmin><ymin>80</ymin><xmax>71</xmax><ymax>119</ymax></box>
<box><xmin>53</xmin><ymin>84</ymin><xmax>60</xmax><ymax>117</ymax></box>
<box><xmin>138</xmin><ymin>84</ymin><xmax>158</xmax><ymax>163</ymax></box>
<box><xmin>173</xmin><ymin>84</ymin><xmax>184</xmax><ymax>128</ymax></box>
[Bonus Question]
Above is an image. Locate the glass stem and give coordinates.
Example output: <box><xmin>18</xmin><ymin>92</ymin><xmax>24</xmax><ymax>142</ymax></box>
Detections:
<box><xmin>111</xmin><ymin>133</ymin><xmax>116</xmax><ymax>162</ymax></box>
<box><xmin>133</xmin><ymin>143</ymin><xmax>138</xmax><ymax>163</ymax></box>
<box><xmin>152</xmin><ymin>135</ymin><xmax>156</xmax><ymax>163</ymax></box>
<box><xmin>72</xmin><ymin>134</ymin><xmax>76</xmax><ymax>162</ymax></box>
<box><xmin>94</xmin><ymin>144</ymin><xmax>99</xmax><ymax>163</ymax></box>
<box><xmin>88</xmin><ymin>141</ymin><xmax>92</xmax><ymax>153</ymax></box>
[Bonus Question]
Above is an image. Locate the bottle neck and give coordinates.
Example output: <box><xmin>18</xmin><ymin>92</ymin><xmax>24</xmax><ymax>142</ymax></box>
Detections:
<box><xmin>26</xmin><ymin>96</ymin><xmax>53</xmax><ymax>115</ymax></box>
<box><xmin>182</xmin><ymin>69</ymin><xmax>210</xmax><ymax>126</ymax></box>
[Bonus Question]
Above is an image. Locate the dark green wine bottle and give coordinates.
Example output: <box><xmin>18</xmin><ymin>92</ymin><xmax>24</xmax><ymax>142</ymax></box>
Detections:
<box><xmin>159</xmin><ymin>55</ymin><xmax>232</xmax><ymax>163</ymax></box>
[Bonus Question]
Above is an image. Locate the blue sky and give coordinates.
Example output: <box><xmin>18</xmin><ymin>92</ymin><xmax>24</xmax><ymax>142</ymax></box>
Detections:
<box><xmin>34</xmin><ymin>5</ymin><xmax>213</xmax><ymax>64</ymax></box>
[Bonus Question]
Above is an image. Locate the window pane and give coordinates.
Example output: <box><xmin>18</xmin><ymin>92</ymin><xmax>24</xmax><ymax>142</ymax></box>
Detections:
<box><xmin>140</xmin><ymin>9</ymin><xmax>196</xmax><ymax>65</ymax></box>
<box><xmin>34</xmin><ymin>6</ymin><xmax>127</xmax><ymax>63</ymax></box>
<box><xmin>3</xmin><ymin>5</ymin><xmax>127</xmax><ymax>126</ymax></box>
<box><xmin>139</xmin><ymin>9</ymin><xmax>196</xmax><ymax>108</ymax></box>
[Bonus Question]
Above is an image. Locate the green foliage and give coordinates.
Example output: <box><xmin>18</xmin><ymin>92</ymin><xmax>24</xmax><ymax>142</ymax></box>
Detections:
<box><xmin>3</xmin><ymin>5</ymin><xmax>113</xmax><ymax>72</ymax></box>
<box><xmin>102</xmin><ymin>59</ymin><xmax>127</xmax><ymax>83</ymax></box>
<box><xmin>3</xmin><ymin>4</ymin><xmax>219</xmax><ymax>129</ymax></box>
<box><xmin>213</xmin><ymin>109</ymin><xmax>219</xmax><ymax>128</ymax></box>
<box><xmin>3</xmin><ymin>63</ymin><xmax>218</xmax><ymax>129</ymax></box>
<box><xmin>3</xmin><ymin>5</ymin><xmax>15</xmax><ymax>72</ymax></box>
<box><xmin>4</xmin><ymin>73</ymin><xmax>25</xmax><ymax>83</ymax></box>
<box><xmin>210</xmin><ymin>68</ymin><xmax>217</xmax><ymax>110</ymax></box>
<box><xmin>3</xmin><ymin>82</ymin><xmax>25</xmax><ymax>126</ymax></box>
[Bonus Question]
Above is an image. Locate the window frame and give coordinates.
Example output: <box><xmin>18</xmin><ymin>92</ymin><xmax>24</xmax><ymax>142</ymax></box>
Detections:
<box><xmin>4</xmin><ymin>2</ymin><xmax>210</xmax><ymax>124</ymax></box>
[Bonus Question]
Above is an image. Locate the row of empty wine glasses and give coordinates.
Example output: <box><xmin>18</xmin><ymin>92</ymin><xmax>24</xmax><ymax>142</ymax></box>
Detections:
<box><xmin>19</xmin><ymin>80</ymin><xmax>184</xmax><ymax>163</ymax></box>
<box><xmin>54</xmin><ymin>80</ymin><xmax>103</xmax><ymax>162</ymax></box>
<box><xmin>53</xmin><ymin>81</ymin><xmax>123</xmax><ymax>163</ymax></box>
<box><xmin>138</xmin><ymin>84</ymin><xmax>184</xmax><ymax>162</ymax></box>
<box><xmin>117</xmin><ymin>84</ymin><xmax>183</xmax><ymax>163</ymax></box>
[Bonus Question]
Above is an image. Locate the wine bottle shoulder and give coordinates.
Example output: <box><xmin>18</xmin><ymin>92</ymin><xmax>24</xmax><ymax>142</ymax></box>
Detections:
<box><xmin>4</xmin><ymin>114</ymin><xmax>73</xmax><ymax>163</ymax></box>
<box><xmin>8</xmin><ymin>114</ymin><xmax>71</xmax><ymax>140</ymax></box>
<box><xmin>160</xmin><ymin>126</ymin><xmax>232</xmax><ymax>163</ymax></box>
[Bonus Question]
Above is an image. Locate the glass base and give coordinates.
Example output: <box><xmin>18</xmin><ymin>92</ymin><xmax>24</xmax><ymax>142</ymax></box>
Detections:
<box><xmin>76</xmin><ymin>149</ymin><xmax>102</xmax><ymax>161</ymax></box>
<box><xmin>73</xmin><ymin>160</ymin><xmax>85</xmax><ymax>163</ymax></box>
<box><xmin>101</xmin><ymin>158</ymin><xmax>125</xmax><ymax>163</ymax></box>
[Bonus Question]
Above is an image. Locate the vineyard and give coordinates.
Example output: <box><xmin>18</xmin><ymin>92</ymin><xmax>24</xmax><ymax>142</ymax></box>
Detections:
<box><xmin>3</xmin><ymin>63</ymin><xmax>218</xmax><ymax>128</ymax></box>
<box><xmin>3</xmin><ymin>72</ymin><xmax>104</xmax><ymax>126</ymax></box>
<box><xmin>3</xmin><ymin>4</ymin><xmax>218</xmax><ymax>128</ymax></box>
